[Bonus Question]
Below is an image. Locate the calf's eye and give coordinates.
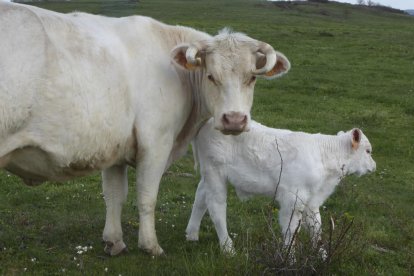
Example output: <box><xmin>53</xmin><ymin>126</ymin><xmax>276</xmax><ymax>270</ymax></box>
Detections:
<box><xmin>207</xmin><ymin>74</ymin><xmax>215</xmax><ymax>83</ymax></box>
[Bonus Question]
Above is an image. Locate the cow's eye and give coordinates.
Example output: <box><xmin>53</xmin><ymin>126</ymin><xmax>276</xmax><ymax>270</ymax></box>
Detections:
<box><xmin>366</xmin><ymin>149</ymin><xmax>371</xmax><ymax>154</ymax></box>
<box><xmin>248</xmin><ymin>76</ymin><xmax>256</xmax><ymax>85</ymax></box>
<box><xmin>207</xmin><ymin>74</ymin><xmax>216</xmax><ymax>83</ymax></box>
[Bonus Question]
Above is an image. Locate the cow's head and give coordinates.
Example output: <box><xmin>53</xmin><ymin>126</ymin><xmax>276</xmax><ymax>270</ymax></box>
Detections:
<box><xmin>171</xmin><ymin>29</ymin><xmax>290</xmax><ymax>135</ymax></box>
<box><xmin>339</xmin><ymin>128</ymin><xmax>376</xmax><ymax>176</ymax></box>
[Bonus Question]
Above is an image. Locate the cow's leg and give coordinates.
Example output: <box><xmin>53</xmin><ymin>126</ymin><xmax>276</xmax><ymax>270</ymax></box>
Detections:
<box><xmin>186</xmin><ymin>177</ymin><xmax>208</xmax><ymax>241</ymax></box>
<box><xmin>102</xmin><ymin>164</ymin><xmax>128</xmax><ymax>256</ymax></box>
<box><xmin>136</xmin><ymin>138</ymin><xmax>172</xmax><ymax>256</ymax></box>
<box><xmin>203</xmin><ymin>173</ymin><xmax>234</xmax><ymax>255</ymax></box>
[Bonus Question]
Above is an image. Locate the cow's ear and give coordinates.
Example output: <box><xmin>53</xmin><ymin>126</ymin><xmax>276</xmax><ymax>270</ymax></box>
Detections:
<box><xmin>256</xmin><ymin>51</ymin><xmax>291</xmax><ymax>80</ymax></box>
<box><xmin>171</xmin><ymin>44</ymin><xmax>202</xmax><ymax>71</ymax></box>
<box><xmin>351</xmin><ymin>128</ymin><xmax>361</xmax><ymax>150</ymax></box>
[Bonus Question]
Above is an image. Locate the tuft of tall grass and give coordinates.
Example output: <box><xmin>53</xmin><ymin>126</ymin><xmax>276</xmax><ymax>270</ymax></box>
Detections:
<box><xmin>251</xmin><ymin>208</ymin><xmax>366</xmax><ymax>275</ymax></box>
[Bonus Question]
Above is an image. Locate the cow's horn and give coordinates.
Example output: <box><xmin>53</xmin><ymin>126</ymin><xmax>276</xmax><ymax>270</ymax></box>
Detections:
<box><xmin>186</xmin><ymin>43</ymin><xmax>202</xmax><ymax>66</ymax></box>
<box><xmin>252</xmin><ymin>42</ymin><xmax>277</xmax><ymax>75</ymax></box>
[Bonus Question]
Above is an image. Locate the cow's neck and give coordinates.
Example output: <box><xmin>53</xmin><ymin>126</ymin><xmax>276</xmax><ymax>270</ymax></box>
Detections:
<box><xmin>161</xmin><ymin>24</ymin><xmax>212</xmax><ymax>167</ymax></box>
<box><xmin>167</xmin><ymin>69</ymin><xmax>210</xmax><ymax>168</ymax></box>
<box><xmin>158</xmin><ymin>25</ymin><xmax>211</xmax><ymax>167</ymax></box>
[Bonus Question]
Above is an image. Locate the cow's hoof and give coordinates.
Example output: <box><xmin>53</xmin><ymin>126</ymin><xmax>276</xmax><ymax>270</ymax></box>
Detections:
<box><xmin>139</xmin><ymin>244</ymin><xmax>165</xmax><ymax>257</ymax></box>
<box><xmin>104</xmin><ymin>240</ymin><xmax>128</xmax><ymax>256</ymax></box>
<box><xmin>185</xmin><ymin>232</ymin><xmax>199</xmax><ymax>241</ymax></box>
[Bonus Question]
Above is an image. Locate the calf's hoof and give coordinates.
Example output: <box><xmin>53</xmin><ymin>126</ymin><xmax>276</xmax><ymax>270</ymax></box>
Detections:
<box><xmin>221</xmin><ymin>241</ymin><xmax>236</xmax><ymax>256</ymax></box>
<box><xmin>185</xmin><ymin>232</ymin><xmax>199</xmax><ymax>241</ymax></box>
<box><xmin>319</xmin><ymin>247</ymin><xmax>328</xmax><ymax>260</ymax></box>
<box><xmin>104</xmin><ymin>240</ymin><xmax>128</xmax><ymax>256</ymax></box>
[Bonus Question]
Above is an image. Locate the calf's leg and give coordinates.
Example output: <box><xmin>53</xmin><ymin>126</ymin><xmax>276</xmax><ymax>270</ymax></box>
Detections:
<box><xmin>186</xmin><ymin>177</ymin><xmax>208</xmax><ymax>241</ymax></box>
<box><xmin>278</xmin><ymin>194</ymin><xmax>304</xmax><ymax>247</ymax></box>
<box><xmin>304</xmin><ymin>206</ymin><xmax>327</xmax><ymax>259</ymax></box>
<box><xmin>303</xmin><ymin>206</ymin><xmax>322</xmax><ymax>247</ymax></box>
<box><xmin>203</xmin><ymin>173</ymin><xmax>234</xmax><ymax>255</ymax></box>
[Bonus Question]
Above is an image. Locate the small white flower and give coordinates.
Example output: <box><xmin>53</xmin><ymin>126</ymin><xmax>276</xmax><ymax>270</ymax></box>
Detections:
<box><xmin>172</xmin><ymin>224</ymin><xmax>175</xmax><ymax>228</ymax></box>
<box><xmin>46</xmin><ymin>197</ymin><xmax>50</xmax><ymax>200</ymax></box>
<box><xmin>24</xmin><ymin>268</ymin><xmax>27</xmax><ymax>272</ymax></box>
<box><xmin>89</xmin><ymin>246</ymin><xmax>93</xmax><ymax>250</ymax></box>
<box><xmin>104</xmin><ymin>267</ymin><xmax>108</xmax><ymax>272</ymax></box>
<box><xmin>31</xmin><ymin>257</ymin><xmax>36</xmax><ymax>262</ymax></box>
<box><xmin>77</xmin><ymin>264</ymin><xmax>80</xmax><ymax>267</ymax></box>
<box><xmin>73</xmin><ymin>257</ymin><xmax>77</xmax><ymax>261</ymax></box>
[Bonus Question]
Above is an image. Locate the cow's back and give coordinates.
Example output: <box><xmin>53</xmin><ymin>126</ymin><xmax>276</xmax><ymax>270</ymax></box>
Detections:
<box><xmin>0</xmin><ymin>3</ymin><xmax>137</xmax><ymax>180</ymax></box>
<box><xmin>0</xmin><ymin>3</ymin><xmax>49</xmax><ymax>138</ymax></box>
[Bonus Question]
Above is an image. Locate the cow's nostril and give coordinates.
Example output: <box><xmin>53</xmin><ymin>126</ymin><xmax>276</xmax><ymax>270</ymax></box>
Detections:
<box><xmin>222</xmin><ymin>114</ymin><xmax>230</xmax><ymax>125</ymax></box>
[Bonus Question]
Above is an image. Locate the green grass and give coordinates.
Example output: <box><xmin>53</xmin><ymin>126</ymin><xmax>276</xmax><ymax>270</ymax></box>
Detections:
<box><xmin>1</xmin><ymin>0</ymin><xmax>414</xmax><ymax>274</ymax></box>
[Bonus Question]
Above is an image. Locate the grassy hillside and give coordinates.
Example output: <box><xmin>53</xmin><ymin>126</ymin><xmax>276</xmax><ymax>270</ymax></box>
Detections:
<box><xmin>1</xmin><ymin>0</ymin><xmax>413</xmax><ymax>274</ymax></box>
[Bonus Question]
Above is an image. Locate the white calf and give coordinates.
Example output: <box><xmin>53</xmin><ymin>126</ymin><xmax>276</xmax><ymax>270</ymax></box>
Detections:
<box><xmin>186</xmin><ymin>119</ymin><xmax>376</xmax><ymax>254</ymax></box>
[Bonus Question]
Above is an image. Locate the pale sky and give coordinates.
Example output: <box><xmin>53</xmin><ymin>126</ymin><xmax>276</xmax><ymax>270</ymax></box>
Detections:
<box><xmin>334</xmin><ymin>0</ymin><xmax>413</xmax><ymax>10</ymax></box>
<box><xmin>271</xmin><ymin>1</ymin><xmax>413</xmax><ymax>10</ymax></box>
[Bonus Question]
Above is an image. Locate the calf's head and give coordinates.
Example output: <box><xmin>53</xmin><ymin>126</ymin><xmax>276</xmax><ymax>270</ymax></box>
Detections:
<box><xmin>171</xmin><ymin>29</ymin><xmax>290</xmax><ymax>135</ymax></box>
<box><xmin>342</xmin><ymin>128</ymin><xmax>376</xmax><ymax>176</ymax></box>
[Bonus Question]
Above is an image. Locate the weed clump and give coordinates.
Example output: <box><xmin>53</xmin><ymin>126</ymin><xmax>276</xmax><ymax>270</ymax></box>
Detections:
<box><xmin>251</xmin><ymin>211</ymin><xmax>365</xmax><ymax>275</ymax></box>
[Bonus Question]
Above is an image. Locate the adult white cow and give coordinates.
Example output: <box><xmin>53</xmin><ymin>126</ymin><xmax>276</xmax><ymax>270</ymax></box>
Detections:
<box><xmin>0</xmin><ymin>3</ymin><xmax>290</xmax><ymax>256</ymax></box>
<box><xmin>187</xmin><ymin>119</ymin><xmax>376</xmax><ymax>254</ymax></box>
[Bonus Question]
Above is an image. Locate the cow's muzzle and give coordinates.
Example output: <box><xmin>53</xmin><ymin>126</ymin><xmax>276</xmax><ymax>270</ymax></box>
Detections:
<box><xmin>221</xmin><ymin>112</ymin><xmax>248</xmax><ymax>135</ymax></box>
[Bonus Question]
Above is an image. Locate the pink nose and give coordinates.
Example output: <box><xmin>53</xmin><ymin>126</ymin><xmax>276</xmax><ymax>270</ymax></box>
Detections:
<box><xmin>221</xmin><ymin>112</ymin><xmax>248</xmax><ymax>134</ymax></box>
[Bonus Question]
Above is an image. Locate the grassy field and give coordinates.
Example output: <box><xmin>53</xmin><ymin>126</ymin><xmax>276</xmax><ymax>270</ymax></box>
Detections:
<box><xmin>1</xmin><ymin>0</ymin><xmax>413</xmax><ymax>274</ymax></box>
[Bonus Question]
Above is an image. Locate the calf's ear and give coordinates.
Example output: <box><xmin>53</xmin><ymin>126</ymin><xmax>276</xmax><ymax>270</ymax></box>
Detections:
<box><xmin>351</xmin><ymin>128</ymin><xmax>362</xmax><ymax>150</ymax></box>
<box><xmin>256</xmin><ymin>51</ymin><xmax>291</xmax><ymax>80</ymax></box>
<box><xmin>171</xmin><ymin>44</ymin><xmax>203</xmax><ymax>71</ymax></box>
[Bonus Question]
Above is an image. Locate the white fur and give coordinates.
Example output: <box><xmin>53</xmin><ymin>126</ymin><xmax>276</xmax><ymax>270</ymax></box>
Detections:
<box><xmin>0</xmin><ymin>3</ymin><xmax>290</xmax><ymax>256</ymax></box>
<box><xmin>187</xmin><ymin>119</ymin><xmax>376</xmax><ymax>254</ymax></box>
